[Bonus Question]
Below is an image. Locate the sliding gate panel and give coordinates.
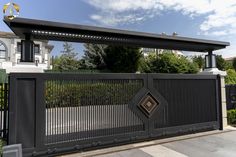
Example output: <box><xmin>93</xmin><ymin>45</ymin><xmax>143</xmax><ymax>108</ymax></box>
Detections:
<box><xmin>8</xmin><ymin>73</ymin><xmax>221</xmax><ymax>156</ymax></box>
<box><xmin>148</xmin><ymin>74</ymin><xmax>220</xmax><ymax>136</ymax></box>
<box><xmin>44</xmin><ymin>77</ymin><xmax>147</xmax><ymax>145</ymax></box>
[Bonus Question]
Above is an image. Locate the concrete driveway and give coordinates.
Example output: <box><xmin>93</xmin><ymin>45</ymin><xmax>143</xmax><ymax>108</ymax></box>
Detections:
<box><xmin>96</xmin><ymin>130</ymin><xmax>236</xmax><ymax>157</ymax></box>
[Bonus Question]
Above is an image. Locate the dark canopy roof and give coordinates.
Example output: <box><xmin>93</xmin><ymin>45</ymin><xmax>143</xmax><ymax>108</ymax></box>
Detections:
<box><xmin>4</xmin><ymin>17</ymin><xmax>230</xmax><ymax>52</ymax></box>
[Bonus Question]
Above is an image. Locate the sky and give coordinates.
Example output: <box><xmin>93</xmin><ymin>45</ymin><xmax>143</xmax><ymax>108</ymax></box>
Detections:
<box><xmin>0</xmin><ymin>0</ymin><xmax>236</xmax><ymax>59</ymax></box>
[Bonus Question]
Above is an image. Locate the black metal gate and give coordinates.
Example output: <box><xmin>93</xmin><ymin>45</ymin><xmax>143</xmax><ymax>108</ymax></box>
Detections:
<box><xmin>226</xmin><ymin>85</ymin><xmax>236</xmax><ymax>110</ymax></box>
<box><xmin>8</xmin><ymin>73</ymin><xmax>221</xmax><ymax>156</ymax></box>
<box><xmin>0</xmin><ymin>83</ymin><xmax>8</xmax><ymax>141</ymax></box>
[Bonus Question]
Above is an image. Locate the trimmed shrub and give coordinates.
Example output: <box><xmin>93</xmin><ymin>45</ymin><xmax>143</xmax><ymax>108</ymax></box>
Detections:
<box><xmin>0</xmin><ymin>84</ymin><xmax>7</xmax><ymax>109</ymax></box>
<box><xmin>0</xmin><ymin>69</ymin><xmax>7</xmax><ymax>83</ymax></box>
<box><xmin>141</xmin><ymin>52</ymin><xmax>199</xmax><ymax>74</ymax></box>
<box><xmin>0</xmin><ymin>139</ymin><xmax>5</xmax><ymax>155</ymax></box>
<box><xmin>227</xmin><ymin>109</ymin><xmax>236</xmax><ymax>125</ymax></box>
<box><xmin>225</xmin><ymin>69</ymin><xmax>236</xmax><ymax>85</ymax></box>
<box><xmin>45</xmin><ymin>81</ymin><xmax>143</xmax><ymax>108</ymax></box>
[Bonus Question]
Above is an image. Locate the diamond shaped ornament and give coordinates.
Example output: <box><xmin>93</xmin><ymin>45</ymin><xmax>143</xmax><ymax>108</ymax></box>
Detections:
<box><xmin>139</xmin><ymin>94</ymin><xmax>159</xmax><ymax>116</ymax></box>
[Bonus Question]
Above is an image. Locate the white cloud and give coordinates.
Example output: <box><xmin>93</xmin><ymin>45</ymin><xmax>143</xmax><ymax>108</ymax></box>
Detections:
<box><xmin>91</xmin><ymin>13</ymin><xmax>146</xmax><ymax>26</ymax></box>
<box><xmin>85</xmin><ymin>0</ymin><xmax>236</xmax><ymax>37</ymax></box>
<box><xmin>215</xmin><ymin>43</ymin><xmax>236</xmax><ymax>58</ymax></box>
<box><xmin>211</xmin><ymin>30</ymin><xmax>228</xmax><ymax>36</ymax></box>
<box><xmin>86</xmin><ymin>0</ymin><xmax>162</xmax><ymax>12</ymax></box>
<box><xmin>86</xmin><ymin>0</ymin><xmax>163</xmax><ymax>26</ymax></box>
<box><xmin>90</xmin><ymin>15</ymin><xmax>102</xmax><ymax>21</ymax></box>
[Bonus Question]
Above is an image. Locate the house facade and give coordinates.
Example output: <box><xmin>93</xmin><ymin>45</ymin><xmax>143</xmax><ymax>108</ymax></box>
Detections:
<box><xmin>225</xmin><ymin>57</ymin><xmax>236</xmax><ymax>62</ymax></box>
<box><xmin>0</xmin><ymin>31</ymin><xmax>53</xmax><ymax>73</ymax></box>
<box><xmin>141</xmin><ymin>48</ymin><xmax>184</xmax><ymax>57</ymax></box>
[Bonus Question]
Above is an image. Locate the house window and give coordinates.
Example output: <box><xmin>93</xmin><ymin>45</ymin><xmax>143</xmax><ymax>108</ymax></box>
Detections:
<box><xmin>34</xmin><ymin>44</ymin><xmax>40</xmax><ymax>54</ymax></box>
<box><xmin>0</xmin><ymin>41</ymin><xmax>7</xmax><ymax>60</ymax></box>
<box><xmin>17</xmin><ymin>42</ymin><xmax>21</xmax><ymax>52</ymax></box>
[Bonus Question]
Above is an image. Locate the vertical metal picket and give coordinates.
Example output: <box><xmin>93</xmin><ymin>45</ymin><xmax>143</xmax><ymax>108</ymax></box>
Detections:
<box><xmin>3</xmin><ymin>83</ymin><xmax>8</xmax><ymax>140</ymax></box>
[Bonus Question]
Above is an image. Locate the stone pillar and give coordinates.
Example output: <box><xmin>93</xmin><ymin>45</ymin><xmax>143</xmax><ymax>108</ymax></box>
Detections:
<box><xmin>200</xmin><ymin>68</ymin><xmax>228</xmax><ymax>130</ymax></box>
<box><xmin>220</xmin><ymin>75</ymin><xmax>228</xmax><ymax>129</ymax></box>
<box><xmin>3</xmin><ymin>144</ymin><xmax>22</xmax><ymax>157</ymax></box>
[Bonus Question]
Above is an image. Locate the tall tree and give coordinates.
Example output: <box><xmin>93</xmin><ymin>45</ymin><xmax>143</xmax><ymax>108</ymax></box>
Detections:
<box><xmin>103</xmin><ymin>45</ymin><xmax>142</xmax><ymax>73</ymax></box>
<box><xmin>192</xmin><ymin>55</ymin><xmax>205</xmax><ymax>70</ymax></box>
<box><xmin>53</xmin><ymin>42</ymin><xmax>79</xmax><ymax>71</ymax></box>
<box><xmin>225</xmin><ymin>69</ymin><xmax>236</xmax><ymax>85</ymax></box>
<box><xmin>61</xmin><ymin>42</ymin><xmax>78</xmax><ymax>58</ymax></box>
<box><xmin>233</xmin><ymin>58</ymin><xmax>236</xmax><ymax>71</ymax></box>
<box><xmin>142</xmin><ymin>52</ymin><xmax>199</xmax><ymax>74</ymax></box>
<box><xmin>216</xmin><ymin>55</ymin><xmax>227</xmax><ymax>71</ymax></box>
<box><xmin>83</xmin><ymin>43</ymin><xmax>107</xmax><ymax>69</ymax></box>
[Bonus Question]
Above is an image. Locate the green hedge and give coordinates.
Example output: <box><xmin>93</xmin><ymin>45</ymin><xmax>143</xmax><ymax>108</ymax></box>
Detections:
<box><xmin>0</xmin><ymin>139</ymin><xmax>5</xmax><ymax>155</ymax></box>
<box><xmin>225</xmin><ymin>69</ymin><xmax>236</xmax><ymax>85</ymax></box>
<box><xmin>0</xmin><ymin>84</ymin><xmax>7</xmax><ymax>109</ymax></box>
<box><xmin>227</xmin><ymin>109</ymin><xmax>236</xmax><ymax>125</ymax></box>
<box><xmin>45</xmin><ymin>81</ymin><xmax>143</xmax><ymax>108</ymax></box>
<box><xmin>45</xmin><ymin>69</ymin><xmax>111</xmax><ymax>73</ymax></box>
<box><xmin>0</xmin><ymin>69</ymin><xmax>7</xmax><ymax>83</ymax></box>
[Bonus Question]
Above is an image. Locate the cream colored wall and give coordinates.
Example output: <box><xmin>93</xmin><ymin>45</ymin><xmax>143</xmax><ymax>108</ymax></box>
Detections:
<box><xmin>220</xmin><ymin>76</ymin><xmax>228</xmax><ymax>128</ymax></box>
<box><xmin>0</xmin><ymin>36</ymin><xmax>52</xmax><ymax>73</ymax></box>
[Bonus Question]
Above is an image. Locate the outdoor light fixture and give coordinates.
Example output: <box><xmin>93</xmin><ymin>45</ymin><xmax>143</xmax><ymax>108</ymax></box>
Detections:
<box><xmin>205</xmin><ymin>52</ymin><xmax>216</xmax><ymax>69</ymax></box>
<box><xmin>3</xmin><ymin>2</ymin><xmax>20</xmax><ymax>20</ymax></box>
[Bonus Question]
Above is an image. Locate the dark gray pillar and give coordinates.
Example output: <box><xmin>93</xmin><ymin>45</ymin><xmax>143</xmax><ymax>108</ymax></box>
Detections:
<box><xmin>205</xmin><ymin>51</ymin><xmax>216</xmax><ymax>69</ymax></box>
<box><xmin>8</xmin><ymin>74</ymin><xmax>46</xmax><ymax>156</ymax></box>
<box><xmin>8</xmin><ymin>76</ymin><xmax>36</xmax><ymax>149</ymax></box>
<box><xmin>20</xmin><ymin>35</ymin><xmax>35</xmax><ymax>62</ymax></box>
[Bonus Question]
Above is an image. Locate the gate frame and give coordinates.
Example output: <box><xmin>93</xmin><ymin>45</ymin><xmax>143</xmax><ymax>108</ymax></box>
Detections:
<box><xmin>8</xmin><ymin>73</ymin><xmax>222</xmax><ymax>156</ymax></box>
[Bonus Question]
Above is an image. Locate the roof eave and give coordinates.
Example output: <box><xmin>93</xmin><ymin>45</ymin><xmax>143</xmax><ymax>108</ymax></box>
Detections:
<box><xmin>3</xmin><ymin>17</ymin><xmax>230</xmax><ymax>52</ymax></box>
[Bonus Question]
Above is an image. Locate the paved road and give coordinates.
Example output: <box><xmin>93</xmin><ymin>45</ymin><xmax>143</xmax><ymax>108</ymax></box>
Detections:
<box><xmin>97</xmin><ymin>130</ymin><xmax>236</xmax><ymax>157</ymax></box>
